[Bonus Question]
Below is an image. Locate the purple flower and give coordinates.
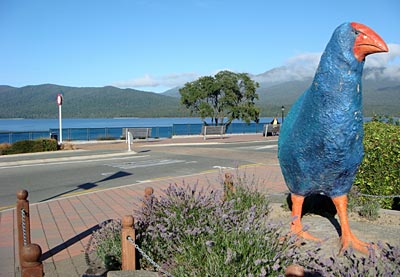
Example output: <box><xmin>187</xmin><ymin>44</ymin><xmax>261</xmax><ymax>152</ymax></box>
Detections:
<box><xmin>272</xmin><ymin>261</ymin><xmax>280</xmax><ymax>271</ymax></box>
<box><xmin>225</xmin><ymin>248</ymin><xmax>233</xmax><ymax>265</ymax></box>
<box><xmin>205</xmin><ymin>240</ymin><xmax>215</xmax><ymax>247</ymax></box>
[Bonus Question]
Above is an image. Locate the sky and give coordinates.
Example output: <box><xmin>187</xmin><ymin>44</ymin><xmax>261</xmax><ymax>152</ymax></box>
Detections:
<box><xmin>1</xmin><ymin>0</ymin><xmax>399</xmax><ymax>93</ymax></box>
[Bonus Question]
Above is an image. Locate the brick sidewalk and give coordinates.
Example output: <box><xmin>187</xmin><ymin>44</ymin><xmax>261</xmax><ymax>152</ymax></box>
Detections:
<box><xmin>0</xmin><ymin>134</ymin><xmax>288</xmax><ymax>276</ymax></box>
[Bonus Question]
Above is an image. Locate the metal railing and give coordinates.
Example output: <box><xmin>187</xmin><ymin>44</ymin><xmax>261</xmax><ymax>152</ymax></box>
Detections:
<box><xmin>1</xmin><ymin>123</ymin><xmax>267</xmax><ymax>144</ymax></box>
<box><xmin>0</xmin><ymin>131</ymin><xmax>50</xmax><ymax>144</ymax></box>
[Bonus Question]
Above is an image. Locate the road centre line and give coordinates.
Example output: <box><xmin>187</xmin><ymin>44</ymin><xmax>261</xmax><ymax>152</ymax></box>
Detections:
<box><xmin>106</xmin><ymin>159</ymin><xmax>186</xmax><ymax>169</ymax></box>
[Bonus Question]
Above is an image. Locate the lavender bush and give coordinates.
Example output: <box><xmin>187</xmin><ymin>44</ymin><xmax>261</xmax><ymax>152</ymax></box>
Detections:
<box><xmin>85</xmin><ymin>219</ymin><xmax>122</xmax><ymax>270</ymax></box>
<box><xmin>86</xmin><ymin>172</ymin><xmax>400</xmax><ymax>276</ymax></box>
<box><xmin>292</xmin><ymin>242</ymin><xmax>400</xmax><ymax>276</ymax></box>
<box><xmin>134</xmin><ymin>175</ymin><xmax>298</xmax><ymax>276</ymax></box>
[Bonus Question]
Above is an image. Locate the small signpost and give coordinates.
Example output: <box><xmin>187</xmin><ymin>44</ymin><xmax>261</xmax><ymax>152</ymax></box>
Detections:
<box><xmin>56</xmin><ymin>93</ymin><xmax>63</xmax><ymax>144</ymax></box>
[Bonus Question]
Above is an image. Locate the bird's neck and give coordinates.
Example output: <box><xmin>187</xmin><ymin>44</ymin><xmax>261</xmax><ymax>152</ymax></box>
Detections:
<box><xmin>310</xmin><ymin>48</ymin><xmax>365</xmax><ymax>110</ymax></box>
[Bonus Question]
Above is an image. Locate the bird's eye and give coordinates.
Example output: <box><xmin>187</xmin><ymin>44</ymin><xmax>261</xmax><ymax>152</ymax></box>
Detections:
<box><xmin>353</xmin><ymin>29</ymin><xmax>360</xmax><ymax>35</ymax></box>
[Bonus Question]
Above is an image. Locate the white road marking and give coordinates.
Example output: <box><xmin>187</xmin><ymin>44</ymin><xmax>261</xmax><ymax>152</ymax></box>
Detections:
<box><xmin>101</xmin><ymin>172</ymin><xmax>115</xmax><ymax>176</ymax></box>
<box><xmin>0</xmin><ymin>155</ymin><xmax>149</xmax><ymax>170</ymax></box>
<box><xmin>107</xmin><ymin>159</ymin><xmax>186</xmax><ymax>169</ymax></box>
<box><xmin>212</xmin><ymin>166</ymin><xmax>235</xmax><ymax>170</ymax></box>
<box><xmin>136</xmin><ymin>180</ymin><xmax>151</xmax><ymax>183</ymax></box>
<box><xmin>237</xmin><ymin>143</ymin><xmax>278</xmax><ymax>151</ymax></box>
<box><xmin>255</xmin><ymin>145</ymin><xmax>278</xmax><ymax>150</ymax></box>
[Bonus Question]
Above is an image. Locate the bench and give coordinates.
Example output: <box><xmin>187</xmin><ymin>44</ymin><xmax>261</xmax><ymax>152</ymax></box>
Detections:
<box><xmin>124</xmin><ymin>128</ymin><xmax>152</xmax><ymax>141</ymax></box>
<box><xmin>202</xmin><ymin>125</ymin><xmax>226</xmax><ymax>140</ymax></box>
<box><xmin>263</xmin><ymin>124</ymin><xmax>280</xmax><ymax>137</ymax></box>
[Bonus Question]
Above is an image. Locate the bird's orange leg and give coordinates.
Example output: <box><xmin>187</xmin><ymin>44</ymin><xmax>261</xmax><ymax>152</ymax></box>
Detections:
<box><xmin>290</xmin><ymin>194</ymin><xmax>321</xmax><ymax>241</ymax></box>
<box><xmin>332</xmin><ymin>195</ymin><xmax>370</xmax><ymax>254</ymax></box>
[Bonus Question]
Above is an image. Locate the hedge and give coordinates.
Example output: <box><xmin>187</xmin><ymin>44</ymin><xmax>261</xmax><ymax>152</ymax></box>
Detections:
<box><xmin>354</xmin><ymin>121</ymin><xmax>400</xmax><ymax>209</ymax></box>
<box><xmin>1</xmin><ymin>139</ymin><xmax>58</xmax><ymax>155</ymax></box>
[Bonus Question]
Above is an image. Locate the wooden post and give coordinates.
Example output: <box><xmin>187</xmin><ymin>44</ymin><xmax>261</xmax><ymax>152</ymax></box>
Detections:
<box><xmin>17</xmin><ymin>190</ymin><xmax>31</xmax><ymax>264</ymax></box>
<box><xmin>223</xmin><ymin>173</ymin><xmax>235</xmax><ymax>201</ymax></box>
<box><xmin>21</xmin><ymin>243</ymin><xmax>43</xmax><ymax>277</ymax></box>
<box><xmin>144</xmin><ymin>187</ymin><xmax>154</xmax><ymax>200</ymax></box>
<box><xmin>285</xmin><ymin>264</ymin><xmax>305</xmax><ymax>277</ymax></box>
<box><xmin>142</xmin><ymin>187</ymin><xmax>154</xmax><ymax>208</ymax></box>
<box><xmin>121</xmin><ymin>215</ymin><xmax>136</xmax><ymax>270</ymax></box>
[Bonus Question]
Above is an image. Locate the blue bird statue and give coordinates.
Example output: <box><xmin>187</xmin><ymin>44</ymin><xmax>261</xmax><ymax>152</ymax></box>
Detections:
<box><xmin>278</xmin><ymin>22</ymin><xmax>388</xmax><ymax>253</ymax></box>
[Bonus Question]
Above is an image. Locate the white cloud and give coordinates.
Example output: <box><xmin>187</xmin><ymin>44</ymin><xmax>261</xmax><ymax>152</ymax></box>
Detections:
<box><xmin>113</xmin><ymin>74</ymin><xmax>160</xmax><ymax>87</ymax></box>
<box><xmin>365</xmin><ymin>43</ymin><xmax>400</xmax><ymax>68</ymax></box>
<box><xmin>112</xmin><ymin>70</ymin><xmax>238</xmax><ymax>92</ymax></box>
<box><xmin>114</xmin><ymin>43</ymin><xmax>400</xmax><ymax>91</ymax></box>
<box><xmin>112</xmin><ymin>72</ymin><xmax>199</xmax><ymax>90</ymax></box>
<box><xmin>283</xmin><ymin>52</ymin><xmax>321</xmax><ymax>78</ymax></box>
<box><xmin>364</xmin><ymin>43</ymin><xmax>400</xmax><ymax>80</ymax></box>
<box><xmin>255</xmin><ymin>43</ymin><xmax>400</xmax><ymax>83</ymax></box>
<box><xmin>253</xmin><ymin>52</ymin><xmax>321</xmax><ymax>83</ymax></box>
<box><xmin>211</xmin><ymin>68</ymin><xmax>235</xmax><ymax>75</ymax></box>
<box><xmin>285</xmin><ymin>53</ymin><xmax>321</xmax><ymax>68</ymax></box>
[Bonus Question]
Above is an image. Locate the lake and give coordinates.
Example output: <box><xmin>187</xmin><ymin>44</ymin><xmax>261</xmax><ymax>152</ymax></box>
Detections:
<box><xmin>0</xmin><ymin>117</ymin><xmax>276</xmax><ymax>143</ymax></box>
<box><xmin>0</xmin><ymin>117</ymin><xmax>211</xmax><ymax>132</ymax></box>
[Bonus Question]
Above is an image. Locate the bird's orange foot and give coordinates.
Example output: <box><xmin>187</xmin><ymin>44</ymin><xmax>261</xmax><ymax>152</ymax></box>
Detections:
<box><xmin>290</xmin><ymin>222</ymin><xmax>322</xmax><ymax>242</ymax></box>
<box><xmin>339</xmin><ymin>231</ymin><xmax>371</xmax><ymax>254</ymax></box>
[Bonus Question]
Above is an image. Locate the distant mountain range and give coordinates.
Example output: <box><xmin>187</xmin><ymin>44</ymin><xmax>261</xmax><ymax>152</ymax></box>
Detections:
<box><xmin>254</xmin><ymin>66</ymin><xmax>400</xmax><ymax>117</ymax></box>
<box><xmin>1</xmin><ymin>67</ymin><xmax>399</xmax><ymax>118</ymax></box>
<box><xmin>0</xmin><ymin>84</ymin><xmax>190</xmax><ymax>118</ymax></box>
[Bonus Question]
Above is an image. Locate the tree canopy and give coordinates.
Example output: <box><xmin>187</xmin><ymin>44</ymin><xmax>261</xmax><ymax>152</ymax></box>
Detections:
<box><xmin>179</xmin><ymin>71</ymin><xmax>260</xmax><ymax>126</ymax></box>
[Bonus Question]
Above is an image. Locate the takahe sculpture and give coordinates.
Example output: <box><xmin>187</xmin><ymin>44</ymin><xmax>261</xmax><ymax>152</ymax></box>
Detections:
<box><xmin>278</xmin><ymin>22</ymin><xmax>388</xmax><ymax>253</ymax></box>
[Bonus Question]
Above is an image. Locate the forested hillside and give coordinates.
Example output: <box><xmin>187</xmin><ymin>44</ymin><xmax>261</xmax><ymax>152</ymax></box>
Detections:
<box><xmin>0</xmin><ymin>79</ymin><xmax>399</xmax><ymax>119</ymax></box>
<box><xmin>0</xmin><ymin>84</ymin><xmax>190</xmax><ymax>118</ymax></box>
<box><xmin>162</xmin><ymin>78</ymin><xmax>400</xmax><ymax>117</ymax></box>
<box><xmin>256</xmin><ymin>79</ymin><xmax>400</xmax><ymax>117</ymax></box>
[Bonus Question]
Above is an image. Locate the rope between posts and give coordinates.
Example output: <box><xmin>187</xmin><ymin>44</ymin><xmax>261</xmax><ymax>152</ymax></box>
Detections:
<box><xmin>273</xmin><ymin>191</ymin><xmax>400</xmax><ymax>199</ymax></box>
<box><xmin>126</xmin><ymin>235</ymin><xmax>174</xmax><ymax>277</ymax></box>
<box><xmin>21</xmin><ymin>208</ymin><xmax>27</xmax><ymax>246</ymax></box>
<box><xmin>357</xmin><ymin>193</ymin><xmax>400</xmax><ymax>199</ymax></box>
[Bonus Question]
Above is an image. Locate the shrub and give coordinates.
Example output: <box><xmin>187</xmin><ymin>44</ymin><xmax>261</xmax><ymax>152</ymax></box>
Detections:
<box><xmin>1</xmin><ymin>139</ymin><xmax>58</xmax><ymax>155</ymax></box>
<box><xmin>134</xmin><ymin>176</ymin><xmax>298</xmax><ymax>276</ymax></box>
<box><xmin>293</xmin><ymin>242</ymin><xmax>400</xmax><ymax>276</ymax></box>
<box><xmin>354</xmin><ymin>121</ymin><xmax>400</xmax><ymax>210</ymax></box>
<box><xmin>97</xmin><ymin>136</ymin><xmax>117</xmax><ymax>141</ymax></box>
<box><xmin>358</xmin><ymin>201</ymin><xmax>380</xmax><ymax>221</ymax></box>
<box><xmin>348</xmin><ymin>186</ymin><xmax>381</xmax><ymax>221</ymax></box>
<box><xmin>0</xmin><ymin>143</ymin><xmax>11</xmax><ymax>155</ymax></box>
<box><xmin>86</xmin><ymin>173</ymin><xmax>400</xmax><ymax>276</ymax></box>
<box><xmin>85</xmin><ymin>219</ymin><xmax>122</xmax><ymax>270</ymax></box>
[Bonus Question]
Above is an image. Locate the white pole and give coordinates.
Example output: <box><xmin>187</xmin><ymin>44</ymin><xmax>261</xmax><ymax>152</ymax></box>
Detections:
<box><xmin>58</xmin><ymin>104</ymin><xmax>63</xmax><ymax>144</ymax></box>
<box><xmin>127</xmin><ymin>131</ymin><xmax>131</xmax><ymax>151</ymax></box>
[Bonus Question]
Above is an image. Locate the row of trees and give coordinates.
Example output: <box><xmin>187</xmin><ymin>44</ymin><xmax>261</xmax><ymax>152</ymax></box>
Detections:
<box><xmin>179</xmin><ymin>70</ymin><xmax>260</xmax><ymax>127</ymax></box>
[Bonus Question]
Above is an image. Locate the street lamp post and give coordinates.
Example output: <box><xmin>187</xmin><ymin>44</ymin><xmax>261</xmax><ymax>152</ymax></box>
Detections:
<box><xmin>281</xmin><ymin>106</ymin><xmax>285</xmax><ymax>123</ymax></box>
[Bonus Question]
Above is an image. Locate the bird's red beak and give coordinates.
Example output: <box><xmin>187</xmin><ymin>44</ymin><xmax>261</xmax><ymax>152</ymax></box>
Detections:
<box><xmin>351</xmin><ymin>22</ymin><xmax>388</xmax><ymax>62</ymax></box>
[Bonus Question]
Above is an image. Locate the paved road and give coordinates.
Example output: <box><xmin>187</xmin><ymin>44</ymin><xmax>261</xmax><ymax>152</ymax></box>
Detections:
<box><xmin>0</xmin><ymin>139</ymin><xmax>278</xmax><ymax>209</ymax></box>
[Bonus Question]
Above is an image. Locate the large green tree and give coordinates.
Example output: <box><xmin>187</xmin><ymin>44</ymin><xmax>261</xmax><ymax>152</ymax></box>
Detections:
<box><xmin>179</xmin><ymin>71</ymin><xmax>260</xmax><ymax>126</ymax></box>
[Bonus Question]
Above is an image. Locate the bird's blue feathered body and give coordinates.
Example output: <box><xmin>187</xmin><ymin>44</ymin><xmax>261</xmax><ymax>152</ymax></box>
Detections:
<box><xmin>278</xmin><ymin>23</ymin><xmax>366</xmax><ymax>197</ymax></box>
